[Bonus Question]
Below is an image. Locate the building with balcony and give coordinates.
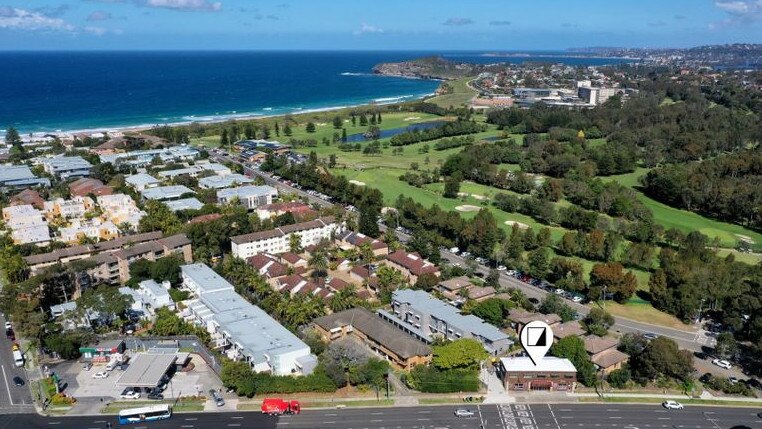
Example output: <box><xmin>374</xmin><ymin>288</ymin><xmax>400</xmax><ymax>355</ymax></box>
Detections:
<box><xmin>125</xmin><ymin>173</ymin><xmax>161</xmax><ymax>191</ymax></box>
<box><xmin>217</xmin><ymin>185</ymin><xmax>278</xmax><ymax>210</ymax></box>
<box><xmin>37</xmin><ymin>156</ymin><xmax>93</xmax><ymax>179</ymax></box>
<box><xmin>378</xmin><ymin>289</ymin><xmax>513</xmax><ymax>355</ymax></box>
<box><xmin>141</xmin><ymin>185</ymin><xmax>194</xmax><ymax>201</ymax></box>
<box><xmin>230</xmin><ymin>217</ymin><xmax>342</xmax><ymax>259</ymax></box>
<box><xmin>181</xmin><ymin>263</ymin><xmax>316</xmax><ymax>375</ymax></box>
<box><xmin>383</xmin><ymin>250</ymin><xmax>440</xmax><ymax>284</ymax></box>
<box><xmin>120</xmin><ymin>279</ymin><xmax>175</xmax><ymax>318</ymax></box>
<box><xmin>2</xmin><ymin>204</ymin><xmax>50</xmax><ymax>245</ymax></box>
<box><xmin>0</xmin><ymin>165</ymin><xmax>51</xmax><ymax>189</ymax></box>
<box><xmin>100</xmin><ymin>145</ymin><xmax>199</xmax><ymax>167</ymax></box>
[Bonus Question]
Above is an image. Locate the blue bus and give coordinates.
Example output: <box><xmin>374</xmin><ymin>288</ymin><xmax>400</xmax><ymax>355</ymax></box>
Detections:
<box><xmin>118</xmin><ymin>404</ymin><xmax>172</xmax><ymax>424</ymax></box>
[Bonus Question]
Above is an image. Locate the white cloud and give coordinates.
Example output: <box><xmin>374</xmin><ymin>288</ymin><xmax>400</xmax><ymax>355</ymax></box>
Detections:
<box><xmin>354</xmin><ymin>22</ymin><xmax>383</xmax><ymax>35</ymax></box>
<box><xmin>144</xmin><ymin>0</ymin><xmax>222</xmax><ymax>11</ymax></box>
<box><xmin>712</xmin><ymin>0</ymin><xmax>762</xmax><ymax>27</ymax></box>
<box><xmin>0</xmin><ymin>7</ymin><xmax>75</xmax><ymax>31</ymax></box>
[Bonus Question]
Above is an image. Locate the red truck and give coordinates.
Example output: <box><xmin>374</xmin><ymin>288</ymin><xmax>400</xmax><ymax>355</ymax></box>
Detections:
<box><xmin>261</xmin><ymin>398</ymin><xmax>301</xmax><ymax>415</ymax></box>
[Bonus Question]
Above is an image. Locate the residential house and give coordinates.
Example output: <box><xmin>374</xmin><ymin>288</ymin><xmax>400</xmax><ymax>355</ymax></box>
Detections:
<box><xmin>119</xmin><ymin>279</ymin><xmax>175</xmax><ymax>318</ymax></box>
<box><xmin>125</xmin><ymin>173</ymin><xmax>160</xmax><ymax>191</ymax></box>
<box><xmin>100</xmin><ymin>145</ymin><xmax>199</xmax><ymax>167</ymax></box>
<box><xmin>97</xmin><ymin>194</ymin><xmax>145</xmax><ymax>230</ymax></box>
<box><xmin>507</xmin><ymin>309</ymin><xmax>562</xmax><ymax>333</ymax></box>
<box><xmin>141</xmin><ymin>185</ymin><xmax>194</xmax><ymax>201</ymax></box>
<box><xmin>338</xmin><ymin>231</ymin><xmax>389</xmax><ymax>257</ymax></box>
<box><xmin>0</xmin><ymin>165</ymin><xmax>51</xmax><ymax>189</ymax></box>
<box><xmin>552</xmin><ymin>321</ymin><xmax>586</xmax><ymax>340</ymax></box>
<box><xmin>583</xmin><ymin>335</ymin><xmax>629</xmax><ymax>375</ymax></box>
<box><xmin>383</xmin><ymin>250</ymin><xmax>440</xmax><ymax>284</ymax></box>
<box><xmin>198</xmin><ymin>173</ymin><xmax>253</xmax><ymax>190</ymax></box>
<box><xmin>69</xmin><ymin>178</ymin><xmax>113</xmax><ymax>197</ymax></box>
<box><xmin>58</xmin><ymin>218</ymin><xmax>120</xmax><ymax>244</ymax></box>
<box><xmin>255</xmin><ymin>201</ymin><xmax>316</xmax><ymax>221</ymax></box>
<box><xmin>37</xmin><ymin>156</ymin><xmax>92</xmax><ymax>179</ymax></box>
<box><xmin>10</xmin><ymin>189</ymin><xmax>45</xmax><ymax>210</ymax></box>
<box><xmin>246</xmin><ymin>253</ymin><xmax>289</xmax><ymax>285</ymax></box>
<box><xmin>279</xmin><ymin>252</ymin><xmax>308</xmax><ymax>269</ymax></box>
<box><xmin>165</xmin><ymin>198</ymin><xmax>204</xmax><ymax>212</ymax></box>
<box><xmin>313</xmin><ymin>308</ymin><xmax>432</xmax><ymax>370</ymax></box>
<box><xmin>43</xmin><ymin>196</ymin><xmax>95</xmax><ymax>220</ymax></box>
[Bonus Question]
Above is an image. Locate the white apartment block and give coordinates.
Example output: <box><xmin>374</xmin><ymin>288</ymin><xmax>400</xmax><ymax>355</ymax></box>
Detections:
<box><xmin>97</xmin><ymin>194</ymin><xmax>146</xmax><ymax>230</ymax></box>
<box><xmin>2</xmin><ymin>204</ymin><xmax>51</xmax><ymax>245</ymax></box>
<box><xmin>44</xmin><ymin>196</ymin><xmax>95</xmax><ymax>220</ymax></box>
<box><xmin>58</xmin><ymin>218</ymin><xmax>120</xmax><ymax>243</ymax></box>
<box><xmin>230</xmin><ymin>217</ymin><xmax>342</xmax><ymax>259</ymax></box>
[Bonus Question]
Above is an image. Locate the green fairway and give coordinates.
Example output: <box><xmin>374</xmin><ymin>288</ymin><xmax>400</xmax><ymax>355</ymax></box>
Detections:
<box><xmin>603</xmin><ymin>169</ymin><xmax>762</xmax><ymax>250</ymax></box>
<box><xmin>426</xmin><ymin>77</ymin><xmax>478</xmax><ymax>108</ymax></box>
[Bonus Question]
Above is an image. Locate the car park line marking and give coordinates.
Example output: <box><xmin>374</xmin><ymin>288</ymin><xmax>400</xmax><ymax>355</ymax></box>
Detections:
<box><xmin>322</xmin><ymin>421</ymin><xmax>336</xmax><ymax>425</ymax></box>
<box><xmin>548</xmin><ymin>404</ymin><xmax>561</xmax><ymax>429</ymax></box>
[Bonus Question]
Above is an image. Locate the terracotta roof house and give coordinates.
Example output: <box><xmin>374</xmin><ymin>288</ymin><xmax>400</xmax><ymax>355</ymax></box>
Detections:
<box><xmin>326</xmin><ymin>277</ymin><xmax>351</xmax><ymax>292</ymax></box>
<box><xmin>468</xmin><ymin>286</ymin><xmax>496</xmax><ymax>302</ymax></box>
<box><xmin>188</xmin><ymin>213</ymin><xmax>223</xmax><ymax>224</ymax></box>
<box><xmin>247</xmin><ymin>253</ymin><xmax>289</xmax><ymax>282</ymax></box>
<box><xmin>338</xmin><ymin>231</ymin><xmax>389</xmax><ymax>256</ymax></box>
<box><xmin>383</xmin><ymin>250</ymin><xmax>440</xmax><ymax>284</ymax></box>
<box><xmin>69</xmin><ymin>177</ymin><xmax>113</xmax><ymax>197</ymax></box>
<box><xmin>10</xmin><ymin>189</ymin><xmax>45</xmax><ymax>210</ymax></box>
<box><xmin>582</xmin><ymin>335</ymin><xmax>619</xmax><ymax>355</ymax></box>
<box><xmin>553</xmin><ymin>321</ymin><xmax>586</xmax><ymax>339</ymax></box>
<box><xmin>255</xmin><ymin>201</ymin><xmax>317</xmax><ymax>221</ymax></box>
<box><xmin>437</xmin><ymin>276</ymin><xmax>473</xmax><ymax>300</ymax></box>
<box><xmin>280</xmin><ymin>252</ymin><xmax>308</xmax><ymax>268</ymax></box>
<box><xmin>591</xmin><ymin>349</ymin><xmax>630</xmax><ymax>375</ymax></box>
<box><xmin>507</xmin><ymin>309</ymin><xmax>562</xmax><ymax>332</ymax></box>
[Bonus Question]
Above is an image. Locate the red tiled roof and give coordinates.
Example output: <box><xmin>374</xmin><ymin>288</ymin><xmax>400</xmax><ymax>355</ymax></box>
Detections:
<box><xmin>247</xmin><ymin>254</ymin><xmax>288</xmax><ymax>278</ymax></box>
<box><xmin>259</xmin><ymin>201</ymin><xmax>313</xmax><ymax>213</ymax></box>
<box><xmin>385</xmin><ymin>250</ymin><xmax>440</xmax><ymax>276</ymax></box>
<box><xmin>327</xmin><ymin>277</ymin><xmax>350</xmax><ymax>292</ymax></box>
<box><xmin>69</xmin><ymin>178</ymin><xmax>113</xmax><ymax>197</ymax></box>
<box><xmin>350</xmin><ymin>265</ymin><xmax>371</xmax><ymax>279</ymax></box>
<box><xmin>11</xmin><ymin>189</ymin><xmax>45</xmax><ymax>210</ymax></box>
<box><xmin>188</xmin><ymin>213</ymin><xmax>222</xmax><ymax>224</ymax></box>
<box><xmin>281</xmin><ymin>252</ymin><xmax>305</xmax><ymax>265</ymax></box>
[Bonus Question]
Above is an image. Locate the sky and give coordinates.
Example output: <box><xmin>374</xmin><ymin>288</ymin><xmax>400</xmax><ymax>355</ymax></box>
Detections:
<box><xmin>0</xmin><ymin>0</ymin><xmax>760</xmax><ymax>50</ymax></box>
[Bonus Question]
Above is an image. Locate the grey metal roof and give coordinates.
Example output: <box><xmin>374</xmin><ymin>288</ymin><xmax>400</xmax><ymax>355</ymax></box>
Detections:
<box><xmin>125</xmin><ymin>173</ymin><xmax>160</xmax><ymax>186</ymax></box>
<box><xmin>217</xmin><ymin>185</ymin><xmax>277</xmax><ymax>200</ymax></box>
<box><xmin>0</xmin><ymin>165</ymin><xmax>51</xmax><ymax>187</ymax></box>
<box><xmin>116</xmin><ymin>353</ymin><xmax>177</xmax><ymax>387</ymax></box>
<box><xmin>181</xmin><ymin>263</ymin><xmax>235</xmax><ymax>295</ymax></box>
<box><xmin>165</xmin><ymin>197</ymin><xmax>204</xmax><ymax>212</ymax></box>
<box><xmin>198</xmin><ymin>173</ymin><xmax>253</xmax><ymax>189</ymax></box>
<box><xmin>392</xmin><ymin>289</ymin><xmax>509</xmax><ymax>342</ymax></box>
<box><xmin>140</xmin><ymin>185</ymin><xmax>194</xmax><ymax>200</ymax></box>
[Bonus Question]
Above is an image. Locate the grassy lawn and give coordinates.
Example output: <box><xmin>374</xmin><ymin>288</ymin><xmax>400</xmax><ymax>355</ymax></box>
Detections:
<box><xmin>715</xmin><ymin>248</ymin><xmax>762</xmax><ymax>265</ymax></box>
<box><xmin>603</xmin><ymin>169</ymin><xmax>762</xmax><ymax>251</ymax></box>
<box><xmin>426</xmin><ymin>77</ymin><xmax>478</xmax><ymax>108</ymax></box>
<box><xmin>101</xmin><ymin>400</ymin><xmax>205</xmax><ymax>414</ymax></box>
<box><xmin>600</xmin><ymin>299</ymin><xmax>689</xmax><ymax>330</ymax></box>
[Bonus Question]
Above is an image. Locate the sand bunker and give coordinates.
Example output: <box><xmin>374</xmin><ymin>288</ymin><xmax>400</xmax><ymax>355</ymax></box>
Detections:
<box><xmin>349</xmin><ymin>180</ymin><xmax>366</xmax><ymax>186</ymax></box>
<box><xmin>472</xmin><ymin>194</ymin><xmax>488</xmax><ymax>201</ymax></box>
<box><xmin>456</xmin><ymin>205</ymin><xmax>481</xmax><ymax>212</ymax></box>
<box><xmin>505</xmin><ymin>220</ymin><xmax>530</xmax><ymax>229</ymax></box>
<box><xmin>735</xmin><ymin>234</ymin><xmax>756</xmax><ymax>244</ymax></box>
<box><xmin>403</xmin><ymin>116</ymin><xmax>421</xmax><ymax>121</ymax></box>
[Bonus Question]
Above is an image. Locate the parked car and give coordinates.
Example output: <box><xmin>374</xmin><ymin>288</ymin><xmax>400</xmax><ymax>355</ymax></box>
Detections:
<box><xmin>120</xmin><ymin>388</ymin><xmax>141</xmax><ymax>399</ymax></box>
<box><xmin>82</xmin><ymin>362</ymin><xmax>92</xmax><ymax>371</ymax></box>
<box><xmin>497</xmin><ymin>265</ymin><xmax>507</xmax><ymax>271</ymax></box>
<box><xmin>92</xmin><ymin>371</ymin><xmax>108</xmax><ymax>379</ymax></box>
<box><xmin>454</xmin><ymin>409</ymin><xmax>475</xmax><ymax>417</ymax></box>
<box><xmin>662</xmin><ymin>400</ymin><xmax>683</xmax><ymax>410</ymax></box>
<box><xmin>643</xmin><ymin>333</ymin><xmax>659</xmax><ymax>341</ymax></box>
<box><xmin>555</xmin><ymin>288</ymin><xmax>565</xmax><ymax>295</ymax></box>
<box><xmin>699</xmin><ymin>373</ymin><xmax>713</xmax><ymax>383</ymax></box>
<box><xmin>712</xmin><ymin>359</ymin><xmax>732</xmax><ymax>369</ymax></box>
<box><xmin>728</xmin><ymin>376</ymin><xmax>739</xmax><ymax>384</ymax></box>
<box><xmin>147</xmin><ymin>390</ymin><xmax>164</xmax><ymax>400</ymax></box>
<box><xmin>571</xmin><ymin>295</ymin><xmax>584</xmax><ymax>303</ymax></box>
<box><xmin>4</xmin><ymin>321</ymin><xmax>11</xmax><ymax>330</ymax></box>
<box><xmin>209</xmin><ymin>389</ymin><xmax>225</xmax><ymax>407</ymax></box>
<box><xmin>13</xmin><ymin>376</ymin><xmax>24</xmax><ymax>386</ymax></box>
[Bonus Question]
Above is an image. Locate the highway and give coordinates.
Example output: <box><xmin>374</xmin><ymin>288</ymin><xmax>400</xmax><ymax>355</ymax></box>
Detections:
<box><xmin>0</xmin><ymin>313</ymin><xmax>34</xmax><ymax>415</ymax></box>
<box><xmin>0</xmin><ymin>404</ymin><xmax>759</xmax><ymax>429</ymax></box>
<box><xmin>210</xmin><ymin>150</ymin><xmax>711</xmax><ymax>353</ymax></box>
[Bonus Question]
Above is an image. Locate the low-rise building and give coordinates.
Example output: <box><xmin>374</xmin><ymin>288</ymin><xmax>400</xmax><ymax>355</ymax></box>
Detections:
<box><xmin>119</xmin><ymin>279</ymin><xmax>175</xmax><ymax>317</ymax></box>
<box><xmin>552</xmin><ymin>321</ymin><xmax>586</xmax><ymax>339</ymax></box>
<box><xmin>141</xmin><ymin>185</ymin><xmax>194</xmax><ymax>201</ymax></box>
<box><xmin>69</xmin><ymin>177</ymin><xmax>113</xmax><ymax>197</ymax></box>
<box><xmin>58</xmin><ymin>218</ymin><xmax>120</xmax><ymax>243</ymax></box>
<box><xmin>37</xmin><ymin>156</ymin><xmax>93</xmax><ymax>179</ymax></box>
<box><xmin>246</xmin><ymin>253</ymin><xmax>289</xmax><ymax>284</ymax></box>
<box><xmin>2</xmin><ymin>204</ymin><xmax>50</xmax><ymax>245</ymax></box>
<box><xmin>181</xmin><ymin>263</ymin><xmax>316</xmax><ymax>375</ymax></box>
<box><xmin>165</xmin><ymin>197</ymin><xmax>204</xmax><ymax>212</ymax></box>
<box><xmin>507</xmin><ymin>309</ymin><xmax>562</xmax><ymax>332</ymax></box>
<box><xmin>10</xmin><ymin>189</ymin><xmax>45</xmax><ymax>210</ymax></box>
<box><xmin>378</xmin><ymin>289</ymin><xmax>513</xmax><ymax>355</ymax></box>
<box><xmin>497</xmin><ymin>356</ymin><xmax>577</xmax><ymax>392</ymax></box>
<box><xmin>0</xmin><ymin>165</ymin><xmax>51</xmax><ymax>189</ymax></box>
<box><xmin>216</xmin><ymin>185</ymin><xmax>278</xmax><ymax>210</ymax></box>
<box><xmin>255</xmin><ymin>202</ymin><xmax>315</xmax><ymax>220</ymax></box>
<box><xmin>338</xmin><ymin>231</ymin><xmax>389</xmax><ymax>257</ymax></box>
<box><xmin>383</xmin><ymin>250</ymin><xmax>440</xmax><ymax>284</ymax></box>
<box><xmin>158</xmin><ymin>162</ymin><xmax>231</xmax><ymax>179</ymax></box>
<box><xmin>198</xmin><ymin>173</ymin><xmax>253</xmax><ymax>189</ymax></box>
<box><xmin>44</xmin><ymin>196</ymin><xmax>95</xmax><ymax>220</ymax></box>
<box><xmin>125</xmin><ymin>173</ymin><xmax>161</xmax><ymax>191</ymax></box>
<box><xmin>437</xmin><ymin>276</ymin><xmax>473</xmax><ymax>300</ymax></box>
<box><xmin>313</xmin><ymin>308</ymin><xmax>433</xmax><ymax>370</ymax></box>
<box><xmin>100</xmin><ymin>145</ymin><xmax>199</xmax><ymax>167</ymax></box>
<box><xmin>97</xmin><ymin>194</ymin><xmax>145</xmax><ymax>230</ymax></box>
<box><xmin>230</xmin><ymin>217</ymin><xmax>342</xmax><ymax>259</ymax></box>
<box><xmin>583</xmin><ymin>335</ymin><xmax>629</xmax><ymax>375</ymax></box>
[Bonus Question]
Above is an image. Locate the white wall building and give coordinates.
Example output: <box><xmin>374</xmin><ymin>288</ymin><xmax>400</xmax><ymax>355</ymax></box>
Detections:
<box><xmin>230</xmin><ymin>217</ymin><xmax>342</xmax><ymax>259</ymax></box>
<box><xmin>97</xmin><ymin>194</ymin><xmax>146</xmax><ymax>230</ymax></box>
<box><xmin>119</xmin><ymin>279</ymin><xmax>174</xmax><ymax>317</ymax></box>
<box><xmin>216</xmin><ymin>185</ymin><xmax>278</xmax><ymax>210</ymax></box>
<box><xmin>2</xmin><ymin>204</ymin><xmax>51</xmax><ymax>245</ymax></box>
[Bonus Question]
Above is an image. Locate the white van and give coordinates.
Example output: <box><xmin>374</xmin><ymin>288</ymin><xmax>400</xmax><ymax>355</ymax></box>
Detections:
<box><xmin>106</xmin><ymin>360</ymin><xmax>117</xmax><ymax>371</ymax></box>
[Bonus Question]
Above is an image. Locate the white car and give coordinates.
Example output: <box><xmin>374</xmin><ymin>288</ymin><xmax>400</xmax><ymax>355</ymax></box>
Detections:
<box><xmin>571</xmin><ymin>296</ymin><xmax>583</xmax><ymax>303</ymax></box>
<box><xmin>555</xmin><ymin>288</ymin><xmax>565</xmax><ymax>295</ymax></box>
<box><xmin>92</xmin><ymin>371</ymin><xmax>109</xmax><ymax>379</ymax></box>
<box><xmin>497</xmin><ymin>265</ymin><xmax>507</xmax><ymax>271</ymax></box>
<box><xmin>449</xmin><ymin>247</ymin><xmax>460</xmax><ymax>254</ymax></box>
<box><xmin>662</xmin><ymin>400</ymin><xmax>683</xmax><ymax>410</ymax></box>
<box><xmin>712</xmin><ymin>359</ymin><xmax>732</xmax><ymax>369</ymax></box>
<box><xmin>4</xmin><ymin>321</ymin><xmax>11</xmax><ymax>330</ymax></box>
<box><xmin>454</xmin><ymin>409</ymin><xmax>475</xmax><ymax>417</ymax></box>
<box><xmin>120</xmin><ymin>390</ymin><xmax>141</xmax><ymax>399</ymax></box>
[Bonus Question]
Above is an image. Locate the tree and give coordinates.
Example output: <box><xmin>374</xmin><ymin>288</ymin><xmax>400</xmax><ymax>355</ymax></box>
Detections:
<box><xmin>431</xmin><ymin>338</ymin><xmax>488</xmax><ymax>370</ymax></box>
<box><xmin>341</xmin><ymin>128</ymin><xmax>347</xmax><ymax>142</ymax></box>
<box><xmin>588</xmin><ymin>262</ymin><xmax>637</xmax><ymax>303</ymax></box>
<box><xmin>414</xmin><ymin>272</ymin><xmax>440</xmax><ymax>292</ymax></box>
<box><xmin>714</xmin><ymin>332</ymin><xmax>738</xmax><ymax>360</ymax></box>
<box><xmin>550</xmin><ymin>336</ymin><xmax>597</xmax><ymax>386</ymax></box>
<box><xmin>329</xmin><ymin>286</ymin><xmax>360</xmax><ymax>312</ymax></box>
<box><xmin>219</xmin><ymin>129</ymin><xmax>229</xmax><ymax>147</ymax></box>
<box><xmin>607</xmin><ymin>368</ymin><xmax>631</xmax><ymax>388</ymax></box>
<box><xmin>274</xmin><ymin>122</ymin><xmax>280</xmax><ymax>137</ymax></box>
<box><xmin>283</xmin><ymin>123</ymin><xmax>293</xmax><ymax>136</ymax></box>
<box><xmin>358</xmin><ymin>206</ymin><xmax>379</xmax><ymax>237</ymax></box>
<box><xmin>538</xmin><ymin>293</ymin><xmax>577</xmax><ymax>322</ymax></box>
<box><xmin>359</xmin><ymin>114</ymin><xmax>368</xmax><ymax>126</ymax></box>
<box><xmin>443</xmin><ymin>174</ymin><xmax>462</xmax><ymax>199</ymax></box>
<box><xmin>470</xmin><ymin>298</ymin><xmax>511</xmax><ymax>326</ymax></box>
<box><xmin>306</xmin><ymin>122</ymin><xmax>316</xmax><ymax>133</ymax></box>
<box><xmin>485</xmin><ymin>269</ymin><xmax>500</xmax><ymax>288</ymax></box>
<box><xmin>527</xmin><ymin>248</ymin><xmax>550</xmax><ymax>279</ymax></box>
<box><xmin>582</xmin><ymin>308</ymin><xmax>615</xmax><ymax>336</ymax></box>
<box><xmin>5</xmin><ymin>126</ymin><xmax>21</xmax><ymax>146</ymax></box>
<box><xmin>288</xmin><ymin>233</ymin><xmax>303</xmax><ymax>253</ymax></box>
<box><xmin>77</xmin><ymin>285</ymin><xmax>133</xmax><ymax>327</ymax></box>
<box><xmin>332</xmin><ymin>116</ymin><xmax>343</xmax><ymax>129</ymax></box>
<box><xmin>630</xmin><ymin>337</ymin><xmax>694</xmax><ymax>383</ymax></box>
<box><xmin>309</xmin><ymin>250</ymin><xmax>329</xmax><ymax>281</ymax></box>
<box><xmin>139</xmin><ymin>200</ymin><xmax>181</xmax><ymax>234</ymax></box>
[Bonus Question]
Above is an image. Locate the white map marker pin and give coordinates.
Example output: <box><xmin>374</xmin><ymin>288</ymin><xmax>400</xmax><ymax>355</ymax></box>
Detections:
<box><xmin>519</xmin><ymin>320</ymin><xmax>553</xmax><ymax>366</ymax></box>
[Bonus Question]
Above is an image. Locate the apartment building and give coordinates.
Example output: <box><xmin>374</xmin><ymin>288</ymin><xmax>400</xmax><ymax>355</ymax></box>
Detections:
<box><xmin>383</xmin><ymin>250</ymin><xmax>440</xmax><ymax>284</ymax></box>
<box><xmin>217</xmin><ymin>185</ymin><xmax>278</xmax><ymax>210</ymax></box>
<box><xmin>0</xmin><ymin>165</ymin><xmax>51</xmax><ymax>189</ymax></box>
<box><xmin>230</xmin><ymin>217</ymin><xmax>342</xmax><ymax>259</ymax></box>
<box><xmin>97</xmin><ymin>194</ymin><xmax>146</xmax><ymax>230</ymax></box>
<box><xmin>2</xmin><ymin>204</ymin><xmax>51</xmax><ymax>245</ymax></box>
<box><xmin>37</xmin><ymin>156</ymin><xmax>93</xmax><ymax>179</ymax></box>
<box><xmin>378</xmin><ymin>289</ymin><xmax>513</xmax><ymax>355</ymax></box>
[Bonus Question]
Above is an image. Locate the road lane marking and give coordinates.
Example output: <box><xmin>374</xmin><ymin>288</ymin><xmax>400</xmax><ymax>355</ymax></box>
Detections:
<box><xmin>322</xmin><ymin>421</ymin><xmax>336</xmax><ymax>424</ymax></box>
<box><xmin>47</xmin><ymin>423</ymin><xmax>60</xmax><ymax>425</ymax></box>
<box><xmin>416</xmin><ymin>418</ymin><xmax>430</xmax><ymax>421</ymax></box>
<box><xmin>609</xmin><ymin>416</ymin><xmax>622</xmax><ymax>419</ymax></box>
<box><xmin>324</xmin><ymin>413</ymin><xmax>338</xmax><ymax>416</ymax></box>
<box><xmin>185</xmin><ymin>418</ymin><xmax>198</xmax><ymax>421</ymax></box>
<box><xmin>230</xmin><ymin>416</ymin><xmax>243</xmax><ymax>419</ymax></box>
<box><xmin>227</xmin><ymin>424</ymin><xmax>241</xmax><ymax>427</ymax></box>
<box><xmin>417</xmin><ymin>410</ymin><xmax>431</xmax><ymax>413</ymax></box>
<box><xmin>92</xmin><ymin>421</ymin><xmax>106</xmax><ymax>424</ymax></box>
<box><xmin>371</xmin><ymin>412</ymin><xmax>383</xmax><ymax>415</ymax></box>
<box><xmin>180</xmin><ymin>425</ymin><xmax>194</xmax><ymax>428</ymax></box>
<box><xmin>1</xmin><ymin>365</ymin><xmax>14</xmax><ymax>406</ymax></box>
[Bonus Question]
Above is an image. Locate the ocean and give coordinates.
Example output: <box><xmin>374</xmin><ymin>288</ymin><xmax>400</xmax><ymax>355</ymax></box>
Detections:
<box><xmin>0</xmin><ymin>51</ymin><xmax>632</xmax><ymax>134</ymax></box>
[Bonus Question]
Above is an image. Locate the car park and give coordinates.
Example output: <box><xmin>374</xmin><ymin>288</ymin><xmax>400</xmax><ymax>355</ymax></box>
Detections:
<box><xmin>13</xmin><ymin>376</ymin><xmax>24</xmax><ymax>386</ymax></box>
<box><xmin>92</xmin><ymin>371</ymin><xmax>109</xmax><ymax>379</ymax></box>
<box><xmin>712</xmin><ymin>359</ymin><xmax>732</xmax><ymax>369</ymax></box>
<box><xmin>454</xmin><ymin>409</ymin><xmax>475</xmax><ymax>417</ymax></box>
<box><xmin>662</xmin><ymin>400</ymin><xmax>683</xmax><ymax>410</ymax></box>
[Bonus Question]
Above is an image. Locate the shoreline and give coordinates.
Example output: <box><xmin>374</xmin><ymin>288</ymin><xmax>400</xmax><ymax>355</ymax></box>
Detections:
<box><xmin>7</xmin><ymin>91</ymin><xmax>438</xmax><ymax>139</ymax></box>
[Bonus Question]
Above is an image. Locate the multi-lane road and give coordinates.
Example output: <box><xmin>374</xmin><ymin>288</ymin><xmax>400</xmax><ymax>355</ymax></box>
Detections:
<box><xmin>0</xmin><ymin>313</ymin><xmax>34</xmax><ymax>415</ymax></box>
<box><xmin>0</xmin><ymin>404</ymin><xmax>760</xmax><ymax>429</ymax></box>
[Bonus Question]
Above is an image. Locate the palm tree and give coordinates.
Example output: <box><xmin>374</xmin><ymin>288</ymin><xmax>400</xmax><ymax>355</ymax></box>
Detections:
<box><xmin>289</xmin><ymin>233</ymin><xmax>303</xmax><ymax>253</ymax></box>
<box><xmin>329</xmin><ymin>286</ymin><xmax>358</xmax><ymax>312</ymax></box>
<box><xmin>309</xmin><ymin>250</ymin><xmax>329</xmax><ymax>282</ymax></box>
